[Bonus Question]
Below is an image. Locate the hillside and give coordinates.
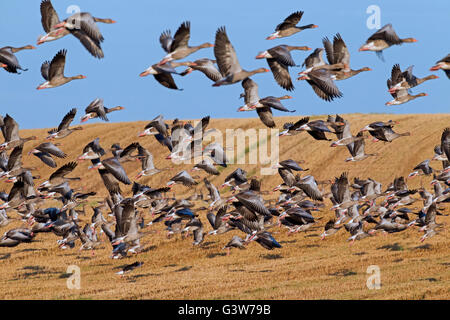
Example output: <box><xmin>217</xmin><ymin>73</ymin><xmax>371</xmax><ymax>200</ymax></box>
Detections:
<box><xmin>0</xmin><ymin>113</ymin><xmax>449</xmax><ymax>300</ymax></box>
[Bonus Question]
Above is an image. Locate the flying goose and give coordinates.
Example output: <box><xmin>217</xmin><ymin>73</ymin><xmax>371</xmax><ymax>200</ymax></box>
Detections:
<box><xmin>135</xmin><ymin>144</ymin><xmax>162</xmax><ymax>179</ymax></box>
<box><xmin>80</xmin><ymin>98</ymin><xmax>124</xmax><ymax>123</ymax></box>
<box><xmin>46</xmin><ymin>108</ymin><xmax>83</xmax><ymax>140</ymax></box>
<box><xmin>53</xmin><ymin>12</ymin><xmax>116</xmax><ymax>58</ymax></box>
<box><xmin>298</xmin><ymin>68</ymin><xmax>343</xmax><ymax>101</ymax></box>
<box><xmin>255</xmin><ymin>45</ymin><xmax>311</xmax><ymax>91</ymax></box>
<box><xmin>213</xmin><ymin>26</ymin><xmax>269</xmax><ymax>86</ymax></box>
<box><xmin>167</xmin><ymin>170</ymin><xmax>198</xmax><ymax>188</ymax></box>
<box><xmin>430</xmin><ymin>54</ymin><xmax>450</xmax><ymax>79</ymax></box>
<box><xmin>179</xmin><ymin>58</ymin><xmax>222</xmax><ymax>82</ymax></box>
<box><xmin>37</xmin><ymin>49</ymin><xmax>86</xmax><ymax>90</ymax></box>
<box><xmin>158</xmin><ymin>21</ymin><xmax>214</xmax><ymax>65</ymax></box>
<box><xmin>322</xmin><ymin>33</ymin><xmax>371</xmax><ymax>80</ymax></box>
<box><xmin>0</xmin><ymin>45</ymin><xmax>35</xmax><ymax>74</ymax></box>
<box><xmin>387</xmin><ymin>65</ymin><xmax>438</xmax><ymax>94</ymax></box>
<box><xmin>266</xmin><ymin>11</ymin><xmax>318</xmax><ymax>40</ymax></box>
<box><xmin>140</xmin><ymin>61</ymin><xmax>194</xmax><ymax>90</ymax></box>
<box><xmin>38</xmin><ymin>161</ymin><xmax>80</xmax><ymax>190</ymax></box>
<box><xmin>359</xmin><ymin>24</ymin><xmax>417</xmax><ymax>61</ymax></box>
<box><xmin>0</xmin><ymin>114</ymin><xmax>37</xmax><ymax>151</ymax></box>
<box><xmin>29</xmin><ymin>142</ymin><xmax>66</xmax><ymax>168</ymax></box>
<box><xmin>223</xmin><ymin>235</ymin><xmax>246</xmax><ymax>255</ymax></box>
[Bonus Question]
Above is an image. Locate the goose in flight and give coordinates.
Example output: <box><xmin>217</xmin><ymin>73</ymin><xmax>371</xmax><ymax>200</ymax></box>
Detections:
<box><xmin>266</xmin><ymin>11</ymin><xmax>318</xmax><ymax>40</ymax></box>
<box><xmin>430</xmin><ymin>54</ymin><xmax>450</xmax><ymax>79</ymax></box>
<box><xmin>359</xmin><ymin>24</ymin><xmax>417</xmax><ymax>61</ymax></box>
<box><xmin>38</xmin><ymin>0</ymin><xmax>115</xmax><ymax>59</ymax></box>
<box><xmin>158</xmin><ymin>21</ymin><xmax>214</xmax><ymax>65</ymax></box>
<box><xmin>0</xmin><ymin>114</ymin><xmax>37</xmax><ymax>151</ymax></box>
<box><xmin>0</xmin><ymin>45</ymin><xmax>35</xmax><ymax>74</ymax></box>
<box><xmin>255</xmin><ymin>45</ymin><xmax>311</xmax><ymax>91</ymax></box>
<box><xmin>213</xmin><ymin>26</ymin><xmax>269</xmax><ymax>86</ymax></box>
<box><xmin>46</xmin><ymin>108</ymin><xmax>83</xmax><ymax>140</ymax></box>
<box><xmin>37</xmin><ymin>49</ymin><xmax>86</xmax><ymax>90</ymax></box>
<box><xmin>80</xmin><ymin>98</ymin><xmax>124</xmax><ymax>123</ymax></box>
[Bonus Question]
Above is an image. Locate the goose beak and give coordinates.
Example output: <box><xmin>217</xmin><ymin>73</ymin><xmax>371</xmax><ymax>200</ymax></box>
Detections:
<box><xmin>140</xmin><ymin>70</ymin><xmax>150</xmax><ymax>77</ymax></box>
<box><xmin>53</xmin><ymin>22</ymin><xmax>65</xmax><ymax>29</ymax></box>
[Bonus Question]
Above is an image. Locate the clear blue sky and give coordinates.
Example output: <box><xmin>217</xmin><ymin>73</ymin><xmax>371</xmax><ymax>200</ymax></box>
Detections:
<box><xmin>1</xmin><ymin>0</ymin><xmax>448</xmax><ymax>129</ymax></box>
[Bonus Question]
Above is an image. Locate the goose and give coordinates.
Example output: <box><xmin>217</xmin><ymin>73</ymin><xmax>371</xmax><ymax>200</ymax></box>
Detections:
<box><xmin>345</xmin><ymin>221</ymin><xmax>373</xmax><ymax>245</ymax></box>
<box><xmin>80</xmin><ymin>98</ymin><xmax>124</xmax><ymax>122</ymax></box>
<box><xmin>238</xmin><ymin>78</ymin><xmax>296</xmax><ymax>112</ymax></box>
<box><xmin>322</xmin><ymin>33</ymin><xmax>371</xmax><ymax>80</ymax></box>
<box><xmin>107</xmin><ymin>199</ymin><xmax>144</xmax><ymax>256</ymax></box>
<box><xmin>359</xmin><ymin>24</ymin><xmax>417</xmax><ymax>61</ymax></box>
<box><xmin>266</xmin><ymin>11</ymin><xmax>317</xmax><ymax>40</ymax></box>
<box><xmin>388</xmin><ymin>65</ymin><xmax>438</xmax><ymax>94</ymax></box>
<box><xmin>29</xmin><ymin>142</ymin><xmax>66</xmax><ymax>168</ymax></box>
<box><xmin>192</xmin><ymin>158</ymin><xmax>220</xmax><ymax>176</ymax></box>
<box><xmin>221</xmin><ymin>168</ymin><xmax>248</xmax><ymax>190</ymax></box>
<box><xmin>138</xmin><ymin>114</ymin><xmax>170</xmax><ymax>137</ymax></box>
<box><xmin>37</xmin><ymin>49</ymin><xmax>86</xmax><ymax>90</ymax></box>
<box><xmin>158</xmin><ymin>21</ymin><xmax>214</xmax><ymax>65</ymax></box>
<box><xmin>203</xmin><ymin>142</ymin><xmax>228</xmax><ymax>167</ymax></box>
<box><xmin>78</xmin><ymin>138</ymin><xmax>106</xmax><ymax>161</ymax></box>
<box><xmin>167</xmin><ymin>170</ymin><xmax>198</xmax><ymax>188</ymax></box>
<box><xmin>237</xmin><ymin>78</ymin><xmax>276</xmax><ymax>128</ymax></box>
<box><xmin>88</xmin><ymin>157</ymin><xmax>132</xmax><ymax>186</ymax></box>
<box><xmin>321</xmin><ymin>219</ymin><xmax>342</xmax><ymax>239</ymax></box>
<box><xmin>255</xmin><ymin>45</ymin><xmax>311</xmax><ymax>91</ymax></box>
<box><xmin>359</xmin><ymin>120</ymin><xmax>399</xmax><ymax>133</ymax></box>
<box><xmin>116</xmin><ymin>262</ymin><xmax>143</xmax><ymax>277</ymax></box>
<box><xmin>223</xmin><ymin>235</ymin><xmax>246</xmax><ymax>255</ymax></box>
<box><xmin>272</xmin><ymin>160</ymin><xmax>308</xmax><ymax>187</ymax></box>
<box><xmin>140</xmin><ymin>61</ymin><xmax>193</xmax><ymax>90</ymax></box>
<box><xmin>182</xmin><ymin>218</ymin><xmax>205</xmax><ymax>246</ymax></box>
<box><xmin>0</xmin><ymin>45</ymin><xmax>35</xmax><ymax>74</ymax></box>
<box><xmin>408</xmin><ymin>160</ymin><xmax>434</xmax><ymax>178</ymax></box>
<box><xmin>246</xmin><ymin>231</ymin><xmax>281</xmax><ymax>250</ymax></box>
<box><xmin>111</xmin><ymin>142</ymin><xmax>140</xmax><ymax>163</ymax></box>
<box><xmin>207</xmin><ymin>205</ymin><xmax>235</xmax><ymax>235</ymax></box>
<box><xmin>287</xmin><ymin>117</ymin><xmax>336</xmax><ymax>141</ymax></box>
<box><xmin>0</xmin><ymin>228</ymin><xmax>34</xmax><ymax>247</ymax></box>
<box><xmin>430</xmin><ymin>54</ymin><xmax>450</xmax><ymax>79</ymax></box>
<box><xmin>52</xmin><ymin>12</ymin><xmax>116</xmax><ymax>58</ymax></box>
<box><xmin>292</xmin><ymin>175</ymin><xmax>323</xmax><ymax>201</ymax></box>
<box><xmin>344</xmin><ymin>132</ymin><xmax>377</xmax><ymax>162</ymax></box>
<box><xmin>278</xmin><ymin>207</ymin><xmax>316</xmax><ymax>234</ymax></box>
<box><xmin>213</xmin><ymin>26</ymin><xmax>269</xmax><ymax>86</ymax></box>
<box><xmin>135</xmin><ymin>144</ymin><xmax>161</xmax><ymax>179</ymax></box>
<box><xmin>46</xmin><ymin>108</ymin><xmax>83</xmax><ymax>140</ymax></box>
<box><xmin>38</xmin><ymin>161</ymin><xmax>80</xmax><ymax>190</ymax></box>
<box><xmin>330</xmin><ymin>172</ymin><xmax>352</xmax><ymax>208</ymax></box>
<box><xmin>386</xmin><ymin>88</ymin><xmax>427</xmax><ymax>106</ymax></box>
<box><xmin>37</xmin><ymin>0</ymin><xmax>70</xmax><ymax>45</ymax></box>
<box><xmin>0</xmin><ymin>180</ymin><xmax>27</xmax><ymax>210</ymax></box>
<box><xmin>298</xmin><ymin>68</ymin><xmax>343</xmax><ymax>101</ymax></box>
<box><xmin>179</xmin><ymin>58</ymin><xmax>222</xmax><ymax>82</ymax></box>
<box><xmin>0</xmin><ymin>114</ymin><xmax>37</xmax><ymax>151</ymax></box>
<box><xmin>439</xmin><ymin>128</ymin><xmax>450</xmax><ymax>161</ymax></box>
<box><xmin>203</xmin><ymin>178</ymin><xmax>223</xmax><ymax>210</ymax></box>
<box><xmin>361</xmin><ymin>123</ymin><xmax>410</xmax><ymax>142</ymax></box>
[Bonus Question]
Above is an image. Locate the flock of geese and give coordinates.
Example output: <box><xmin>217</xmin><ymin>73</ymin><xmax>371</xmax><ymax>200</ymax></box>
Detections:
<box><xmin>1</xmin><ymin>3</ymin><xmax>449</xmax><ymax>268</ymax></box>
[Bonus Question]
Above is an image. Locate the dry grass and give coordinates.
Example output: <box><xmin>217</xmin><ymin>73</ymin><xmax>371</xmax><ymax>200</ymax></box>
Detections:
<box><xmin>0</xmin><ymin>113</ymin><xmax>449</xmax><ymax>300</ymax></box>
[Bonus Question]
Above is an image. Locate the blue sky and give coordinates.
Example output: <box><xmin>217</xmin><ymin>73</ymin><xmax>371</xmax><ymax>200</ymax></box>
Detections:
<box><xmin>1</xmin><ymin>0</ymin><xmax>448</xmax><ymax>129</ymax></box>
